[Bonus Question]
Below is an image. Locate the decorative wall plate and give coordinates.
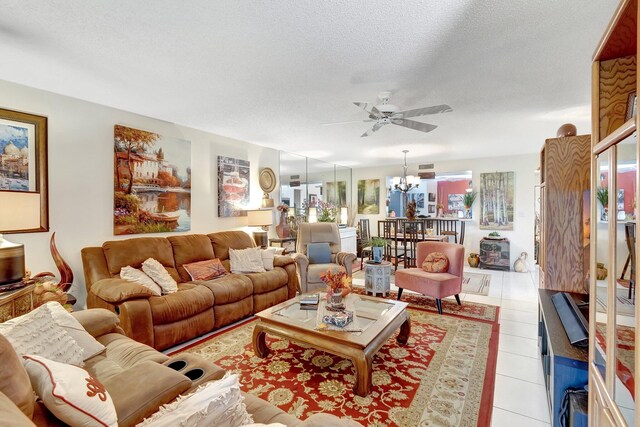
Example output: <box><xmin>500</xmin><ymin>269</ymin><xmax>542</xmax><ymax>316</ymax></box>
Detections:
<box><xmin>259</xmin><ymin>168</ymin><xmax>277</xmax><ymax>193</ymax></box>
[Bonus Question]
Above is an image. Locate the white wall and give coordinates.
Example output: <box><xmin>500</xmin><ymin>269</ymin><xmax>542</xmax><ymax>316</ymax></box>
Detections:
<box><xmin>0</xmin><ymin>79</ymin><xmax>279</xmax><ymax>306</ymax></box>
<box><xmin>352</xmin><ymin>153</ymin><xmax>539</xmax><ymax>267</ymax></box>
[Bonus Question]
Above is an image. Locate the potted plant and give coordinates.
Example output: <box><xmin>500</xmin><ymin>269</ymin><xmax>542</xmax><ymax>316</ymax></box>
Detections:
<box><xmin>463</xmin><ymin>191</ymin><xmax>477</xmax><ymax>218</ymax></box>
<box><xmin>367</xmin><ymin>236</ymin><xmax>389</xmax><ymax>263</ymax></box>
<box><xmin>596</xmin><ymin>186</ymin><xmax>608</xmax><ymax>221</ymax></box>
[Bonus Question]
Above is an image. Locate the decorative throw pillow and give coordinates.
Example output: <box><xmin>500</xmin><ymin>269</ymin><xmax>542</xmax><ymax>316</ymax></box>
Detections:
<box><xmin>229</xmin><ymin>248</ymin><xmax>265</xmax><ymax>274</ymax></box>
<box><xmin>307</xmin><ymin>242</ymin><xmax>331</xmax><ymax>264</ymax></box>
<box><xmin>23</xmin><ymin>354</ymin><xmax>117</xmax><ymax>427</ymax></box>
<box><xmin>260</xmin><ymin>248</ymin><xmax>277</xmax><ymax>271</ymax></box>
<box><xmin>45</xmin><ymin>302</ymin><xmax>106</xmax><ymax>361</ymax></box>
<box><xmin>120</xmin><ymin>266</ymin><xmax>162</xmax><ymax>296</ymax></box>
<box><xmin>137</xmin><ymin>374</ymin><xmax>252</xmax><ymax>427</ymax></box>
<box><xmin>422</xmin><ymin>252</ymin><xmax>450</xmax><ymax>273</ymax></box>
<box><xmin>142</xmin><ymin>258</ymin><xmax>178</xmax><ymax>294</ymax></box>
<box><xmin>183</xmin><ymin>259</ymin><xmax>228</xmax><ymax>281</ymax></box>
<box><xmin>0</xmin><ymin>304</ymin><xmax>84</xmax><ymax>366</ymax></box>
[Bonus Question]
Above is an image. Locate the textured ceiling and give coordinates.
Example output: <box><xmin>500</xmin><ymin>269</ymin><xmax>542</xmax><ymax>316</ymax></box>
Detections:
<box><xmin>0</xmin><ymin>0</ymin><xmax>619</xmax><ymax>167</ymax></box>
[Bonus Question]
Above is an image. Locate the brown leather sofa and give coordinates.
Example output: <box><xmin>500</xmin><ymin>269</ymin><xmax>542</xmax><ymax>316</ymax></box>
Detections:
<box><xmin>81</xmin><ymin>231</ymin><xmax>299</xmax><ymax>351</ymax></box>
<box><xmin>0</xmin><ymin>308</ymin><xmax>359</xmax><ymax>426</ymax></box>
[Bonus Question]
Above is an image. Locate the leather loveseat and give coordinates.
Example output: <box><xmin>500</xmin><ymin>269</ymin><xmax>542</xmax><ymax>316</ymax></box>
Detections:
<box><xmin>0</xmin><ymin>308</ymin><xmax>358</xmax><ymax>426</ymax></box>
<box><xmin>81</xmin><ymin>231</ymin><xmax>299</xmax><ymax>351</ymax></box>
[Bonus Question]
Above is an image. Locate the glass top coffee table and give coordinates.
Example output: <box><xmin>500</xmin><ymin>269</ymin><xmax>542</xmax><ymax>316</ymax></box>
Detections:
<box><xmin>252</xmin><ymin>293</ymin><xmax>411</xmax><ymax>396</ymax></box>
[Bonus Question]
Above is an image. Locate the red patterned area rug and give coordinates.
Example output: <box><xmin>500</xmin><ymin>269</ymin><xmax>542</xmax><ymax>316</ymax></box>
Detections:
<box><xmin>596</xmin><ymin>323</ymin><xmax>635</xmax><ymax>398</ymax></box>
<box><xmin>171</xmin><ymin>303</ymin><xmax>500</xmax><ymax>426</ymax></box>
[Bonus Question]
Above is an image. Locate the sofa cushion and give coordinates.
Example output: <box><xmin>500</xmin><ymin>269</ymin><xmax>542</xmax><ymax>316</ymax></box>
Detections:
<box><xmin>183</xmin><ymin>259</ymin><xmax>228</xmax><ymax>281</ymax></box>
<box><xmin>0</xmin><ymin>303</ymin><xmax>84</xmax><ymax>366</ymax></box>
<box><xmin>149</xmin><ymin>283</ymin><xmax>214</xmax><ymax>325</ymax></box>
<box><xmin>120</xmin><ymin>266</ymin><xmax>162</xmax><ymax>296</ymax></box>
<box><xmin>103</xmin><ymin>238</ymin><xmax>180</xmax><ymax>283</ymax></box>
<box><xmin>242</xmin><ymin>393</ymin><xmax>298</xmax><ymax>425</ymax></box>
<box><xmin>245</xmin><ymin>269</ymin><xmax>288</xmax><ymax>295</ymax></box>
<box><xmin>168</xmin><ymin>235</ymin><xmax>217</xmax><ymax>282</ymax></box>
<box><xmin>0</xmin><ymin>391</ymin><xmax>34</xmax><ymax>427</ymax></box>
<box><xmin>23</xmin><ymin>354</ymin><xmax>118</xmax><ymax>427</ymax></box>
<box><xmin>208</xmin><ymin>231</ymin><xmax>255</xmax><ymax>261</ymax></box>
<box><xmin>307</xmin><ymin>263</ymin><xmax>344</xmax><ymax>284</ymax></box>
<box><xmin>196</xmin><ymin>274</ymin><xmax>253</xmax><ymax>305</ymax></box>
<box><xmin>307</xmin><ymin>242</ymin><xmax>331</xmax><ymax>264</ymax></box>
<box><xmin>422</xmin><ymin>252</ymin><xmax>449</xmax><ymax>273</ymax></box>
<box><xmin>0</xmin><ymin>335</ymin><xmax>34</xmax><ymax>419</ymax></box>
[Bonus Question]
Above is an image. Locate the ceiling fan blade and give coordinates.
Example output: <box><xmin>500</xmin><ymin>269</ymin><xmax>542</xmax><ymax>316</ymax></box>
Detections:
<box><xmin>395</xmin><ymin>104</ymin><xmax>453</xmax><ymax>118</ymax></box>
<box><xmin>361</xmin><ymin>122</ymin><xmax>385</xmax><ymax>137</ymax></box>
<box><xmin>392</xmin><ymin>119</ymin><xmax>437</xmax><ymax>133</ymax></box>
<box><xmin>321</xmin><ymin>119</ymin><xmax>373</xmax><ymax>125</ymax></box>
<box><xmin>353</xmin><ymin>102</ymin><xmax>382</xmax><ymax>119</ymax></box>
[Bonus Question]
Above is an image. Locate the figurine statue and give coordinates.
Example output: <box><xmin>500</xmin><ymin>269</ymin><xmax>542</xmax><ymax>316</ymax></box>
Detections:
<box><xmin>514</xmin><ymin>252</ymin><xmax>529</xmax><ymax>273</ymax></box>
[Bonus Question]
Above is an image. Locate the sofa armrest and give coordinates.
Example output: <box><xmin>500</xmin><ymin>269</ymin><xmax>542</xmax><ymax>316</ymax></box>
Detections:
<box><xmin>273</xmin><ymin>255</ymin><xmax>295</xmax><ymax>268</ymax></box>
<box><xmin>336</xmin><ymin>252</ymin><xmax>356</xmax><ymax>276</ymax></box>
<box><xmin>102</xmin><ymin>360</ymin><xmax>191</xmax><ymax>427</ymax></box>
<box><xmin>300</xmin><ymin>413</ymin><xmax>364</xmax><ymax>426</ymax></box>
<box><xmin>91</xmin><ymin>278</ymin><xmax>155</xmax><ymax>304</ymax></box>
<box><xmin>72</xmin><ymin>308</ymin><xmax>123</xmax><ymax>338</ymax></box>
<box><xmin>292</xmin><ymin>253</ymin><xmax>309</xmax><ymax>293</ymax></box>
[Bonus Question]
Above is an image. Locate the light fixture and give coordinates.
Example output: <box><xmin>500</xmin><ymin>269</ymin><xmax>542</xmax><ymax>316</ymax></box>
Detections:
<box><xmin>466</xmin><ymin>181</ymin><xmax>473</xmax><ymax>193</ymax></box>
<box><xmin>340</xmin><ymin>207</ymin><xmax>348</xmax><ymax>225</ymax></box>
<box><xmin>391</xmin><ymin>150</ymin><xmax>420</xmax><ymax>193</ymax></box>
<box><xmin>308</xmin><ymin>208</ymin><xmax>318</xmax><ymax>223</ymax></box>
<box><xmin>0</xmin><ymin>191</ymin><xmax>41</xmax><ymax>286</ymax></box>
<box><xmin>247</xmin><ymin>209</ymin><xmax>273</xmax><ymax>248</ymax></box>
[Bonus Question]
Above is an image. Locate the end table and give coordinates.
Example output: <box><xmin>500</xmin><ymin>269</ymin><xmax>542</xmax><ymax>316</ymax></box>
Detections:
<box><xmin>364</xmin><ymin>260</ymin><xmax>392</xmax><ymax>297</ymax></box>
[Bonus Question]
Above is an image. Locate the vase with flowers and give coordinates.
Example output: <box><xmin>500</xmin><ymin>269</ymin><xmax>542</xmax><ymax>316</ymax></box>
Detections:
<box><xmin>275</xmin><ymin>204</ymin><xmax>290</xmax><ymax>238</ymax></box>
<box><xmin>320</xmin><ymin>268</ymin><xmax>352</xmax><ymax>310</ymax></box>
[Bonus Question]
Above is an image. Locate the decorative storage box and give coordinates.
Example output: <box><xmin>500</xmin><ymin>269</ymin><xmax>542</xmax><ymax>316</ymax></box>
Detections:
<box><xmin>479</xmin><ymin>238</ymin><xmax>510</xmax><ymax>271</ymax></box>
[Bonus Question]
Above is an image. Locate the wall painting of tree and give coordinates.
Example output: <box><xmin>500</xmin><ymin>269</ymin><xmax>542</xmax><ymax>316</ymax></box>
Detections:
<box><xmin>113</xmin><ymin>125</ymin><xmax>191</xmax><ymax>235</ymax></box>
<box><xmin>479</xmin><ymin>171</ymin><xmax>514</xmax><ymax>230</ymax></box>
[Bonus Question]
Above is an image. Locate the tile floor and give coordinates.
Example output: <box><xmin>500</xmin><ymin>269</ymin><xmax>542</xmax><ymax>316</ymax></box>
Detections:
<box><xmin>354</xmin><ymin>265</ymin><xmax>551</xmax><ymax>426</ymax></box>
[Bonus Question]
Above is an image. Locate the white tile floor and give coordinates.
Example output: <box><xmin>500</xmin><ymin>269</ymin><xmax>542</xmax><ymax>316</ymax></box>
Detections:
<box><xmin>354</xmin><ymin>265</ymin><xmax>552</xmax><ymax>425</ymax></box>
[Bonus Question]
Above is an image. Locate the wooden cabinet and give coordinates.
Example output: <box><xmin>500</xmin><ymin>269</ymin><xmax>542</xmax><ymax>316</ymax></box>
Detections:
<box><xmin>479</xmin><ymin>238</ymin><xmax>510</xmax><ymax>271</ymax></box>
<box><xmin>539</xmin><ymin>134</ymin><xmax>591</xmax><ymax>293</ymax></box>
<box><xmin>589</xmin><ymin>1</ymin><xmax>638</xmax><ymax>425</ymax></box>
<box><xmin>0</xmin><ymin>284</ymin><xmax>35</xmax><ymax>322</ymax></box>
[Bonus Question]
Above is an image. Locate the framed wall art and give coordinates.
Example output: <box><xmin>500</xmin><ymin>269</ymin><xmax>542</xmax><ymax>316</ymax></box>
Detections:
<box><xmin>480</xmin><ymin>171</ymin><xmax>515</xmax><ymax>230</ymax></box>
<box><xmin>0</xmin><ymin>108</ymin><xmax>48</xmax><ymax>233</ymax></box>
<box><xmin>357</xmin><ymin>179</ymin><xmax>380</xmax><ymax>214</ymax></box>
<box><xmin>113</xmin><ymin>125</ymin><xmax>191</xmax><ymax>235</ymax></box>
<box><xmin>218</xmin><ymin>156</ymin><xmax>250</xmax><ymax>217</ymax></box>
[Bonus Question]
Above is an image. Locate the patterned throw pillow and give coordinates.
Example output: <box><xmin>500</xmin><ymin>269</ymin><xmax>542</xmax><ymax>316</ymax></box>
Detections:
<box><xmin>229</xmin><ymin>248</ymin><xmax>266</xmax><ymax>274</ymax></box>
<box><xmin>260</xmin><ymin>248</ymin><xmax>277</xmax><ymax>271</ymax></box>
<box><xmin>120</xmin><ymin>266</ymin><xmax>162</xmax><ymax>296</ymax></box>
<box><xmin>45</xmin><ymin>302</ymin><xmax>106</xmax><ymax>361</ymax></box>
<box><xmin>183</xmin><ymin>259</ymin><xmax>228</xmax><ymax>281</ymax></box>
<box><xmin>0</xmin><ymin>303</ymin><xmax>84</xmax><ymax>366</ymax></box>
<box><xmin>142</xmin><ymin>258</ymin><xmax>178</xmax><ymax>294</ymax></box>
<box><xmin>422</xmin><ymin>252</ymin><xmax>450</xmax><ymax>273</ymax></box>
<box><xmin>23</xmin><ymin>354</ymin><xmax>117</xmax><ymax>427</ymax></box>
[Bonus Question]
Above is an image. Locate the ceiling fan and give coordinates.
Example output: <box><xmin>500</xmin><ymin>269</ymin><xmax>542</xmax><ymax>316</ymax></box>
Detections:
<box><xmin>326</xmin><ymin>91</ymin><xmax>452</xmax><ymax>137</ymax></box>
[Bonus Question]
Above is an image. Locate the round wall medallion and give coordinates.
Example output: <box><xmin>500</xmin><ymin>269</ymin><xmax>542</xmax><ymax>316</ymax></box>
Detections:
<box><xmin>259</xmin><ymin>168</ymin><xmax>277</xmax><ymax>193</ymax></box>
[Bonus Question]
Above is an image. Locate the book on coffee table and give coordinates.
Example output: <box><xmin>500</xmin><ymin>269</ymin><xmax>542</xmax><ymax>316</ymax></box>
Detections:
<box><xmin>300</xmin><ymin>294</ymin><xmax>320</xmax><ymax>306</ymax></box>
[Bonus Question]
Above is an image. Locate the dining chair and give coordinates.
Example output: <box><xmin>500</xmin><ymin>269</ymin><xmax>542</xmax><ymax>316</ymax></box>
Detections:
<box><xmin>359</xmin><ymin>218</ymin><xmax>372</xmax><ymax>269</ymax></box>
<box><xmin>437</xmin><ymin>219</ymin><xmax>459</xmax><ymax>243</ymax></box>
<box><xmin>378</xmin><ymin>220</ymin><xmax>403</xmax><ymax>270</ymax></box>
<box><xmin>621</xmin><ymin>221</ymin><xmax>636</xmax><ymax>301</ymax></box>
<box><xmin>403</xmin><ymin>220</ymin><xmax>425</xmax><ymax>268</ymax></box>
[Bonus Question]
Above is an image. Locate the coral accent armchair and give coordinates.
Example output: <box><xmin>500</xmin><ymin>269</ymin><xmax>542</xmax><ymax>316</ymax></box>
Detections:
<box><xmin>293</xmin><ymin>222</ymin><xmax>356</xmax><ymax>293</ymax></box>
<box><xmin>395</xmin><ymin>241</ymin><xmax>465</xmax><ymax>314</ymax></box>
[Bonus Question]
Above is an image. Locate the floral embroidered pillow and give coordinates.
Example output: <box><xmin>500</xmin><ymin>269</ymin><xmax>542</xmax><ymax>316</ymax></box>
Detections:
<box><xmin>183</xmin><ymin>259</ymin><xmax>228</xmax><ymax>281</ymax></box>
<box><xmin>23</xmin><ymin>354</ymin><xmax>117</xmax><ymax>427</ymax></box>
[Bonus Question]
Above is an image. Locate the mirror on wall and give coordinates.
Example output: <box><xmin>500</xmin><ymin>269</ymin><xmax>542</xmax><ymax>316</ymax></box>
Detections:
<box><xmin>279</xmin><ymin>152</ymin><xmax>307</xmax><ymax>217</ymax></box>
<box><xmin>385</xmin><ymin>170</ymin><xmax>471</xmax><ymax>218</ymax></box>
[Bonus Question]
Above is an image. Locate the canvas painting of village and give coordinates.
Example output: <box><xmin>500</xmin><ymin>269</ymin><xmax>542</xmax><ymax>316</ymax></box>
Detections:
<box><xmin>218</xmin><ymin>156</ymin><xmax>250</xmax><ymax>217</ymax></box>
<box><xmin>113</xmin><ymin>125</ymin><xmax>191</xmax><ymax>235</ymax></box>
<box><xmin>0</xmin><ymin>120</ymin><xmax>35</xmax><ymax>191</ymax></box>
<box><xmin>480</xmin><ymin>171</ymin><xmax>514</xmax><ymax>230</ymax></box>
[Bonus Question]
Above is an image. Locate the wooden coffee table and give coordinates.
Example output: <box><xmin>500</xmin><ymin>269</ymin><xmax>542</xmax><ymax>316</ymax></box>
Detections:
<box><xmin>252</xmin><ymin>294</ymin><xmax>410</xmax><ymax>396</ymax></box>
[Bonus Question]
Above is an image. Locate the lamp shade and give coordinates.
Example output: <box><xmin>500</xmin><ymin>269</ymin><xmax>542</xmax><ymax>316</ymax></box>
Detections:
<box><xmin>0</xmin><ymin>191</ymin><xmax>41</xmax><ymax>232</ymax></box>
<box><xmin>340</xmin><ymin>207</ymin><xmax>348</xmax><ymax>224</ymax></box>
<box><xmin>247</xmin><ymin>209</ymin><xmax>273</xmax><ymax>227</ymax></box>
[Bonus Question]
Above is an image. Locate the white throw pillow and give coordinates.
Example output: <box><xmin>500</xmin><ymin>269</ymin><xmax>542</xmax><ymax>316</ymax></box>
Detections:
<box><xmin>23</xmin><ymin>354</ymin><xmax>117</xmax><ymax>427</ymax></box>
<box><xmin>260</xmin><ymin>248</ymin><xmax>276</xmax><ymax>271</ymax></box>
<box><xmin>136</xmin><ymin>374</ymin><xmax>252</xmax><ymax>427</ymax></box>
<box><xmin>0</xmin><ymin>303</ymin><xmax>84</xmax><ymax>366</ymax></box>
<box><xmin>142</xmin><ymin>258</ymin><xmax>178</xmax><ymax>294</ymax></box>
<box><xmin>45</xmin><ymin>302</ymin><xmax>106</xmax><ymax>361</ymax></box>
<box><xmin>229</xmin><ymin>248</ymin><xmax>266</xmax><ymax>274</ymax></box>
<box><xmin>121</xmin><ymin>266</ymin><xmax>162</xmax><ymax>296</ymax></box>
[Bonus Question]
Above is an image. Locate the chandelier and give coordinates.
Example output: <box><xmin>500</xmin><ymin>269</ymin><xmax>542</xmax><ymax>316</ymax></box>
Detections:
<box><xmin>392</xmin><ymin>150</ymin><xmax>420</xmax><ymax>193</ymax></box>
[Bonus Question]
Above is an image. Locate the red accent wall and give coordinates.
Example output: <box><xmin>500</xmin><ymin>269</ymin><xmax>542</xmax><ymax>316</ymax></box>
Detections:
<box><xmin>599</xmin><ymin>170</ymin><xmax>635</xmax><ymax>213</ymax></box>
<box><xmin>437</xmin><ymin>180</ymin><xmax>469</xmax><ymax>213</ymax></box>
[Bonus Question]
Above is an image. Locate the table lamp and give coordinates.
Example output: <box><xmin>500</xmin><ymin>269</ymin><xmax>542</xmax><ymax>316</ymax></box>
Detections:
<box><xmin>0</xmin><ymin>192</ymin><xmax>41</xmax><ymax>285</ymax></box>
<box><xmin>247</xmin><ymin>209</ymin><xmax>273</xmax><ymax>248</ymax></box>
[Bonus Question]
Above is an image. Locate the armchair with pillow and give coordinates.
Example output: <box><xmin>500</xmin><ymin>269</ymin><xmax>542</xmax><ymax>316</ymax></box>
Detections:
<box><xmin>293</xmin><ymin>223</ymin><xmax>357</xmax><ymax>293</ymax></box>
<box><xmin>395</xmin><ymin>241</ymin><xmax>465</xmax><ymax>314</ymax></box>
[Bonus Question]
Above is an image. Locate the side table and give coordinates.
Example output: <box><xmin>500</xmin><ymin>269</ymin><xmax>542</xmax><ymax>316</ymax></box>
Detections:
<box><xmin>364</xmin><ymin>260</ymin><xmax>392</xmax><ymax>297</ymax></box>
<box><xmin>0</xmin><ymin>283</ymin><xmax>35</xmax><ymax>322</ymax></box>
<box><xmin>268</xmin><ymin>237</ymin><xmax>296</xmax><ymax>254</ymax></box>
<box><xmin>479</xmin><ymin>238</ymin><xmax>510</xmax><ymax>271</ymax></box>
